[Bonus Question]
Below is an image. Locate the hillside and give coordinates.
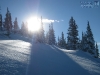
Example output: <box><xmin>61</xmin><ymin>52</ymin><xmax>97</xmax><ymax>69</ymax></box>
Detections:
<box><xmin>0</xmin><ymin>34</ymin><xmax>100</xmax><ymax>75</ymax></box>
<box><xmin>27</xmin><ymin>43</ymin><xmax>100</xmax><ymax>75</ymax></box>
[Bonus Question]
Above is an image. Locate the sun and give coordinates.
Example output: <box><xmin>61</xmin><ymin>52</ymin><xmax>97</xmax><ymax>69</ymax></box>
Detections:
<box><xmin>27</xmin><ymin>17</ymin><xmax>40</xmax><ymax>32</ymax></box>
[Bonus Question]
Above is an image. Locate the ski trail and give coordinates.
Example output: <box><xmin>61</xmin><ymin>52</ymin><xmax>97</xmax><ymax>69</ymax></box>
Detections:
<box><xmin>26</xmin><ymin>43</ymin><xmax>99</xmax><ymax>75</ymax></box>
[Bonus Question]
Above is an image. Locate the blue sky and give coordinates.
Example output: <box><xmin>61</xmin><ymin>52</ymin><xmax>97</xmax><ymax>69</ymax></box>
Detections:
<box><xmin>0</xmin><ymin>0</ymin><xmax>100</xmax><ymax>51</ymax></box>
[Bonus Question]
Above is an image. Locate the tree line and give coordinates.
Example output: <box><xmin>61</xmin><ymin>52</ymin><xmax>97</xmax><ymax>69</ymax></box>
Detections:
<box><xmin>0</xmin><ymin>7</ymin><xmax>99</xmax><ymax>58</ymax></box>
<box><xmin>0</xmin><ymin>7</ymin><xmax>55</xmax><ymax>44</ymax></box>
<box><xmin>57</xmin><ymin>17</ymin><xmax>99</xmax><ymax>58</ymax></box>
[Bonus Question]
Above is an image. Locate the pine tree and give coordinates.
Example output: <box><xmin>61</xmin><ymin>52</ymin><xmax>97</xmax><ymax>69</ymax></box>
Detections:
<box><xmin>86</xmin><ymin>21</ymin><xmax>95</xmax><ymax>54</ymax></box>
<box><xmin>60</xmin><ymin>32</ymin><xmax>66</xmax><ymax>47</ymax></box>
<box><xmin>21</xmin><ymin>22</ymin><xmax>25</xmax><ymax>35</ymax></box>
<box><xmin>59</xmin><ymin>37</ymin><xmax>61</xmax><ymax>46</ymax></box>
<box><xmin>48</xmin><ymin>23</ymin><xmax>56</xmax><ymax>45</ymax></box>
<box><xmin>51</xmin><ymin>23</ymin><xmax>55</xmax><ymax>44</ymax></box>
<box><xmin>94</xmin><ymin>42</ymin><xmax>99</xmax><ymax>58</ymax></box>
<box><xmin>58</xmin><ymin>36</ymin><xmax>60</xmax><ymax>46</ymax></box>
<box><xmin>0</xmin><ymin>14</ymin><xmax>2</xmax><ymax>30</ymax></box>
<box><xmin>4</xmin><ymin>7</ymin><xmax>12</xmax><ymax>35</ymax></box>
<box><xmin>13</xmin><ymin>17</ymin><xmax>19</xmax><ymax>33</ymax></box>
<box><xmin>45</xmin><ymin>31</ymin><xmax>49</xmax><ymax>44</ymax></box>
<box><xmin>81</xmin><ymin>32</ymin><xmax>88</xmax><ymax>51</ymax></box>
<box><xmin>77</xmin><ymin>36</ymin><xmax>81</xmax><ymax>50</ymax></box>
<box><xmin>67</xmin><ymin>17</ymin><xmax>79</xmax><ymax>50</ymax></box>
<box><xmin>9</xmin><ymin>11</ymin><xmax>12</xmax><ymax>31</ymax></box>
<box><xmin>48</xmin><ymin>24</ymin><xmax>52</xmax><ymax>44</ymax></box>
<box><xmin>81</xmin><ymin>32</ymin><xmax>84</xmax><ymax>50</ymax></box>
<box><xmin>36</xmin><ymin>16</ymin><xmax>45</xmax><ymax>43</ymax></box>
<box><xmin>20</xmin><ymin>21</ymin><xmax>29</xmax><ymax>36</ymax></box>
<box><xmin>40</xmin><ymin>16</ymin><xmax>45</xmax><ymax>43</ymax></box>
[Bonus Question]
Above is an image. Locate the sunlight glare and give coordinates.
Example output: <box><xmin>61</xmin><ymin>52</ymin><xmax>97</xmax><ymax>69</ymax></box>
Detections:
<box><xmin>27</xmin><ymin>17</ymin><xmax>40</xmax><ymax>31</ymax></box>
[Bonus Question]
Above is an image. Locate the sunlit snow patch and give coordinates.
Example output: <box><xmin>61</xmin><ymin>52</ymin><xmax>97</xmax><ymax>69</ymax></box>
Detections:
<box><xmin>0</xmin><ymin>40</ymin><xmax>31</xmax><ymax>63</ymax></box>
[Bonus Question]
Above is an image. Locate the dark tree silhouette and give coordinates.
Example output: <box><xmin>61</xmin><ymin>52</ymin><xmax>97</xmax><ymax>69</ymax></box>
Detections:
<box><xmin>13</xmin><ymin>17</ymin><xmax>19</xmax><ymax>33</ymax></box>
<box><xmin>58</xmin><ymin>32</ymin><xmax>66</xmax><ymax>48</ymax></box>
<box><xmin>94</xmin><ymin>42</ymin><xmax>99</xmax><ymax>58</ymax></box>
<box><xmin>3</xmin><ymin>7</ymin><xmax>12</xmax><ymax>36</ymax></box>
<box><xmin>67</xmin><ymin>17</ymin><xmax>79</xmax><ymax>50</ymax></box>
<box><xmin>0</xmin><ymin>12</ymin><xmax>2</xmax><ymax>30</ymax></box>
<box><xmin>86</xmin><ymin>21</ymin><xmax>95</xmax><ymax>54</ymax></box>
<box><xmin>48</xmin><ymin>23</ymin><xmax>56</xmax><ymax>45</ymax></box>
<box><xmin>81</xmin><ymin>32</ymin><xmax>89</xmax><ymax>51</ymax></box>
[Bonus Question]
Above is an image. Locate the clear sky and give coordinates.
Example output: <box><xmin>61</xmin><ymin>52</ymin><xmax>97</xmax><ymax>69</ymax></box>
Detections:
<box><xmin>0</xmin><ymin>0</ymin><xmax>100</xmax><ymax>51</ymax></box>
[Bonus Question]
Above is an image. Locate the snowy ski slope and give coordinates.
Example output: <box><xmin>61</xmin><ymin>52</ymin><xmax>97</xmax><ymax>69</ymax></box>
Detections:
<box><xmin>27</xmin><ymin>43</ymin><xmax>100</xmax><ymax>75</ymax></box>
<box><xmin>0</xmin><ymin>34</ymin><xmax>100</xmax><ymax>75</ymax></box>
<box><xmin>0</xmin><ymin>34</ymin><xmax>31</xmax><ymax>75</ymax></box>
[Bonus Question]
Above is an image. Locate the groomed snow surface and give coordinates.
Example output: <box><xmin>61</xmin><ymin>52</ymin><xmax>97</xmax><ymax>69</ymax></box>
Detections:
<box><xmin>0</xmin><ymin>34</ymin><xmax>31</xmax><ymax>75</ymax></box>
<box><xmin>0</xmin><ymin>34</ymin><xmax>100</xmax><ymax>75</ymax></box>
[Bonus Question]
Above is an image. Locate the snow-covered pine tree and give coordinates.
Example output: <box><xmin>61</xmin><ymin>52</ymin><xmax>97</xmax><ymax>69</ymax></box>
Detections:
<box><xmin>9</xmin><ymin>10</ymin><xmax>13</xmax><ymax>32</ymax></box>
<box><xmin>58</xmin><ymin>36</ymin><xmax>60</xmax><ymax>46</ymax></box>
<box><xmin>55</xmin><ymin>40</ymin><xmax>57</xmax><ymax>46</ymax></box>
<box><xmin>3</xmin><ymin>7</ymin><xmax>12</xmax><ymax>36</ymax></box>
<box><xmin>51</xmin><ymin>23</ymin><xmax>56</xmax><ymax>44</ymax></box>
<box><xmin>59</xmin><ymin>37</ymin><xmax>62</xmax><ymax>46</ymax></box>
<box><xmin>81</xmin><ymin>32</ymin><xmax>89</xmax><ymax>51</ymax></box>
<box><xmin>20</xmin><ymin>21</ymin><xmax>28</xmax><ymax>36</ymax></box>
<box><xmin>37</xmin><ymin>16</ymin><xmax>45</xmax><ymax>43</ymax></box>
<box><xmin>94</xmin><ymin>42</ymin><xmax>99</xmax><ymax>58</ymax></box>
<box><xmin>48</xmin><ymin>25</ymin><xmax>50</xmax><ymax>44</ymax></box>
<box><xmin>13</xmin><ymin>17</ymin><xmax>19</xmax><ymax>33</ymax></box>
<box><xmin>48</xmin><ymin>23</ymin><xmax>56</xmax><ymax>45</ymax></box>
<box><xmin>48</xmin><ymin>24</ymin><xmax>52</xmax><ymax>44</ymax></box>
<box><xmin>81</xmin><ymin>32</ymin><xmax>85</xmax><ymax>50</ymax></box>
<box><xmin>60</xmin><ymin>32</ymin><xmax>66</xmax><ymax>47</ymax></box>
<box><xmin>45</xmin><ymin>31</ymin><xmax>49</xmax><ymax>44</ymax></box>
<box><xmin>67</xmin><ymin>17</ymin><xmax>79</xmax><ymax>50</ymax></box>
<box><xmin>77</xmin><ymin>36</ymin><xmax>81</xmax><ymax>50</ymax></box>
<box><xmin>21</xmin><ymin>22</ymin><xmax>25</xmax><ymax>35</ymax></box>
<box><xmin>86</xmin><ymin>21</ymin><xmax>95</xmax><ymax>54</ymax></box>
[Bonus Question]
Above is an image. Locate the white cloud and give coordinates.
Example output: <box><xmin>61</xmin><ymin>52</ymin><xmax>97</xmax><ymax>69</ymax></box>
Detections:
<box><xmin>40</xmin><ymin>19</ymin><xmax>60</xmax><ymax>23</ymax></box>
<box><xmin>42</xmin><ymin>19</ymin><xmax>55</xmax><ymax>23</ymax></box>
<box><xmin>37</xmin><ymin>18</ymin><xmax>63</xmax><ymax>24</ymax></box>
<box><xmin>55</xmin><ymin>20</ymin><xmax>60</xmax><ymax>22</ymax></box>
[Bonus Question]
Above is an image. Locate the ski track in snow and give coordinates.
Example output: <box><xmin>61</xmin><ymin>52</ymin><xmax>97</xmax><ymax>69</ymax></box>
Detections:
<box><xmin>0</xmin><ymin>40</ymin><xmax>31</xmax><ymax>75</ymax></box>
<box><xmin>27</xmin><ymin>43</ymin><xmax>100</xmax><ymax>75</ymax></box>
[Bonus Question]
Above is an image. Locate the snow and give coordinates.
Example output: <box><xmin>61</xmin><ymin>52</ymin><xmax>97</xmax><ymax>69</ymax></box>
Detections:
<box><xmin>10</xmin><ymin>33</ymin><xmax>32</xmax><ymax>42</ymax></box>
<box><xmin>0</xmin><ymin>34</ymin><xmax>31</xmax><ymax>75</ymax></box>
<box><xmin>0</xmin><ymin>33</ymin><xmax>100</xmax><ymax>75</ymax></box>
<box><xmin>58</xmin><ymin>49</ymin><xmax>100</xmax><ymax>75</ymax></box>
<box><xmin>27</xmin><ymin>43</ymin><xmax>100</xmax><ymax>75</ymax></box>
